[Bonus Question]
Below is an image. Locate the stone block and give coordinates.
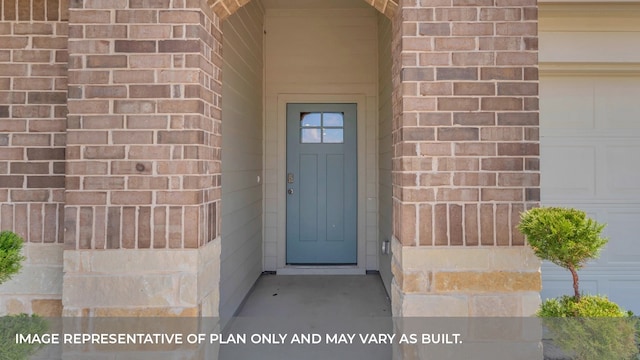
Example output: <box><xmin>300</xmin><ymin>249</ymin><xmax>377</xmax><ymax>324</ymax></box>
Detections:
<box><xmin>32</xmin><ymin>299</ymin><xmax>63</xmax><ymax>317</ymax></box>
<box><xmin>434</xmin><ymin>271</ymin><xmax>541</xmax><ymax>293</ymax></box>
<box><xmin>402</xmin><ymin>294</ymin><xmax>469</xmax><ymax>317</ymax></box>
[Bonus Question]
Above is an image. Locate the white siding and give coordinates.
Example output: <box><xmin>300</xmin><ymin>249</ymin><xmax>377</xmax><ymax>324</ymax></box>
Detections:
<box><xmin>540</xmin><ymin>3</ymin><xmax>640</xmax><ymax>313</ymax></box>
<box><xmin>220</xmin><ymin>0</ymin><xmax>265</xmax><ymax>319</ymax></box>
<box><xmin>377</xmin><ymin>13</ymin><xmax>393</xmax><ymax>294</ymax></box>
<box><xmin>263</xmin><ymin>1</ymin><xmax>380</xmax><ymax>271</ymax></box>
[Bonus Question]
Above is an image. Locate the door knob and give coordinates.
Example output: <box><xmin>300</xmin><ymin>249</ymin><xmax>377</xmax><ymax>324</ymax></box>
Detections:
<box><xmin>287</xmin><ymin>188</ymin><xmax>294</xmax><ymax>195</ymax></box>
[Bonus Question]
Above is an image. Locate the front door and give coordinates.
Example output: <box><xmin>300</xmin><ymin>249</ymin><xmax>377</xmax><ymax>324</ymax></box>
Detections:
<box><xmin>286</xmin><ymin>103</ymin><xmax>357</xmax><ymax>264</ymax></box>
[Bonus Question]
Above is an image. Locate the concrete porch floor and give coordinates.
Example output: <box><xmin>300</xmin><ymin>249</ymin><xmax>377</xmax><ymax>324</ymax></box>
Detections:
<box><xmin>234</xmin><ymin>274</ymin><xmax>391</xmax><ymax>317</ymax></box>
<box><xmin>219</xmin><ymin>274</ymin><xmax>392</xmax><ymax>359</ymax></box>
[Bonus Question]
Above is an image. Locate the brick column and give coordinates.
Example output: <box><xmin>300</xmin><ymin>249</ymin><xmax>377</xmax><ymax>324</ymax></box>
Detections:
<box><xmin>63</xmin><ymin>0</ymin><xmax>221</xmax><ymax>316</ymax></box>
<box><xmin>391</xmin><ymin>0</ymin><xmax>541</xmax><ymax>317</ymax></box>
<box><xmin>0</xmin><ymin>0</ymin><xmax>67</xmax><ymax>316</ymax></box>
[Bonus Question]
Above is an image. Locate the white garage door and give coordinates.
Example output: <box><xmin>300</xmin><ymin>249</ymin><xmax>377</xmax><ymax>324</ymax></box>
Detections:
<box><xmin>540</xmin><ymin>74</ymin><xmax>640</xmax><ymax>313</ymax></box>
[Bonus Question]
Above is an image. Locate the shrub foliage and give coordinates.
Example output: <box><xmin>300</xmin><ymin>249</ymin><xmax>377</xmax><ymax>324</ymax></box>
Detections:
<box><xmin>0</xmin><ymin>231</ymin><xmax>26</xmax><ymax>285</ymax></box>
<box><xmin>518</xmin><ymin>207</ymin><xmax>607</xmax><ymax>299</ymax></box>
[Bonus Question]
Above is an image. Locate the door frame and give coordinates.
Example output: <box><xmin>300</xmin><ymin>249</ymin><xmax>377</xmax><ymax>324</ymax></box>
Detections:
<box><xmin>275</xmin><ymin>94</ymin><xmax>368</xmax><ymax>274</ymax></box>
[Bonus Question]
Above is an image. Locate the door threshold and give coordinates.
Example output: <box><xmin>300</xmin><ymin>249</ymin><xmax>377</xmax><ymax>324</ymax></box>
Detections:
<box><xmin>276</xmin><ymin>266</ymin><xmax>365</xmax><ymax>275</ymax></box>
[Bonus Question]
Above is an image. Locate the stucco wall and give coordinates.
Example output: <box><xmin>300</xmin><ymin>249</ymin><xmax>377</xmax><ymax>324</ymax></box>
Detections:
<box><xmin>220</xmin><ymin>0</ymin><xmax>265</xmax><ymax>320</ymax></box>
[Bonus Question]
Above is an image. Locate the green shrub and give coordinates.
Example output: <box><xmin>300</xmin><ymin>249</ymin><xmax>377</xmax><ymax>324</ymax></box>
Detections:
<box><xmin>539</xmin><ymin>296</ymin><xmax>638</xmax><ymax>360</ymax></box>
<box><xmin>0</xmin><ymin>314</ymin><xmax>48</xmax><ymax>360</ymax></box>
<box><xmin>0</xmin><ymin>232</ymin><xmax>48</xmax><ymax>360</ymax></box>
<box><xmin>539</xmin><ymin>295</ymin><xmax>628</xmax><ymax>318</ymax></box>
<box><xmin>518</xmin><ymin>207</ymin><xmax>607</xmax><ymax>299</ymax></box>
<box><xmin>0</xmin><ymin>231</ymin><xmax>26</xmax><ymax>285</ymax></box>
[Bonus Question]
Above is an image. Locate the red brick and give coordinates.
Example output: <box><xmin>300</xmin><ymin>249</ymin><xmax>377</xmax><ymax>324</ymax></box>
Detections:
<box><xmin>436</xmin><ymin>188</ymin><xmax>479</xmax><ymax>202</ymax></box>
<box><xmin>394</xmin><ymin>201</ymin><xmax>416</xmax><ymax>246</ymax></box>
<box><xmin>78</xmin><ymin>207</ymin><xmax>93</xmax><ymax>249</ymax></box>
<box><xmin>436</xmin><ymin>67</ymin><xmax>477</xmax><ymax>81</ymax></box>
<box><xmin>113</xmin><ymin>70</ymin><xmax>155</xmax><ymax>83</ymax></box>
<box><xmin>511</xmin><ymin>204</ymin><xmax>525</xmax><ymax>245</ymax></box>
<box><xmin>481</xmin><ymin>188</ymin><xmax>523</xmax><ymax>201</ymax></box>
<box><xmin>128</xmin><ymin>176</ymin><xmax>169</xmax><ymax>189</ymax></box>
<box><xmin>67</xmin><ymin>131</ymin><xmax>108</xmax><ymax>144</ymax></box>
<box><xmin>453</xmin><ymin>112</ymin><xmax>494</xmax><ymax>126</ymax></box>
<box><xmin>497</xmin><ymin>143</ymin><xmax>539</xmax><ymax>156</ymax></box>
<box><xmin>114</xmin><ymin>100</ymin><xmax>156</xmax><ymax>114</ymax></box>
<box><xmin>481</xmin><ymin>127</ymin><xmax>522</xmax><ymax>141</ymax></box>
<box><xmin>401</xmin><ymin>68</ymin><xmax>434</xmax><ymax>81</ymax></box>
<box><xmin>87</xmin><ymin>55</ymin><xmax>127</xmax><ymax>68</ymax></box>
<box><xmin>480</xmin><ymin>204</ymin><xmax>494</xmax><ymax>245</ymax></box>
<box><xmin>9</xmin><ymin>161</ymin><xmax>49</xmax><ymax>174</ymax></box>
<box><xmin>83</xmin><ymin>177</ymin><xmax>126</xmax><ymax>190</ymax></box>
<box><xmin>465</xmin><ymin>204</ymin><xmax>479</xmax><ymax>246</ymax></box>
<box><xmin>434</xmin><ymin>37</ymin><xmax>475</xmax><ymax>51</ymax></box>
<box><xmin>122</xmin><ymin>207</ymin><xmax>136</xmax><ymax>248</ymax></box>
<box><xmin>112</xmin><ymin>191</ymin><xmax>152</xmax><ymax>205</ymax></box>
<box><xmin>29</xmin><ymin>204</ymin><xmax>43</xmax><ymax>243</ymax></box>
<box><xmin>496</xmin><ymin>22</ymin><xmax>537</xmax><ymax>36</ymax></box>
<box><xmin>496</xmin><ymin>52</ymin><xmax>537</xmax><ymax>66</ymax></box>
<box><xmin>496</xmin><ymin>204</ymin><xmax>510</xmax><ymax>246</ymax></box>
<box><xmin>434</xmin><ymin>204</ymin><xmax>447</xmax><ymax>246</ymax></box>
<box><xmin>66</xmin><ymin>191</ymin><xmax>107</xmax><ymax>205</ymax></box>
<box><xmin>449</xmin><ymin>204</ymin><xmax>463</xmax><ymax>246</ymax></box>
<box><xmin>107</xmin><ymin>207</ymin><xmax>121</xmax><ymax>249</ymax></box>
<box><xmin>111</xmin><ymin>161</ymin><xmax>153</xmax><ymax>175</ymax></box>
<box><xmin>481</xmin><ymin>158</ymin><xmax>523</xmax><ymax>171</ymax></box>
<box><xmin>498</xmin><ymin>173</ymin><xmax>539</xmax><ymax>187</ymax></box>
<box><xmin>27</xmin><ymin>176</ymin><xmax>65</xmax><ymax>188</ymax></box>
<box><xmin>401</xmin><ymin>128</ymin><xmax>435</xmax><ymax>141</ymax></box>
<box><xmin>158</xmin><ymin>10</ymin><xmax>200</xmax><ymax>23</ymax></box>
<box><xmin>130</xmin><ymin>85</ymin><xmax>171</xmax><ymax>98</ymax></box>
<box><xmin>69</xmin><ymin>10</ymin><xmax>111</xmax><ymax>23</ymax></box>
<box><xmin>453</xmin><ymin>172</ymin><xmax>496</xmax><ymax>186</ymax></box>
<box><xmin>153</xmin><ymin>206</ymin><xmax>167</xmax><ymax>248</ymax></box>
<box><xmin>116</xmin><ymin>10</ymin><xmax>157</xmax><ymax>23</ymax></box>
<box><xmin>452</xmin><ymin>23</ymin><xmax>493</xmax><ymax>36</ymax></box>
<box><xmin>481</xmin><ymin>97</ymin><xmax>522</xmax><ymax>111</ymax></box>
<box><xmin>85</xmin><ymin>25</ymin><xmax>127</xmax><ymax>38</ymax></box>
<box><xmin>85</xmin><ymin>86</ymin><xmax>127</xmax><ymax>98</ymax></box>
<box><xmin>138</xmin><ymin>206</ymin><xmax>151</xmax><ymax>248</ymax></box>
<box><xmin>12</xmin><ymin>134</ymin><xmax>50</xmax><ymax>146</ymax></box>
<box><xmin>453</xmin><ymin>82</ymin><xmax>495</xmax><ymax>96</ymax></box>
<box><xmin>169</xmin><ymin>206</ymin><xmax>182</xmax><ymax>248</ymax></box>
<box><xmin>437</xmin><ymin>157</ymin><xmax>479</xmax><ymax>171</ymax></box>
<box><xmin>127</xmin><ymin>115</ymin><xmax>168</xmax><ymax>129</ymax></box>
<box><xmin>479</xmin><ymin>8</ymin><xmax>521</xmax><ymax>21</ymax></box>
<box><xmin>435</xmin><ymin>8</ymin><xmax>477</xmax><ymax>21</ymax></box>
<box><xmin>455</xmin><ymin>143</ymin><xmax>496</xmax><ymax>156</ymax></box>
<box><xmin>437</xmin><ymin>127</ymin><xmax>479</xmax><ymax>141</ymax></box>
<box><xmin>112</xmin><ymin>131</ymin><xmax>154</xmax><ymax>144</ymax></box>
<box><xmin>418</xmin><ymin>23</ymin><xmax>450</xmax><ymax>36</ymax></box>
<box><xmin>114</xmin><ymin>40</ymin><xmax>156</xmax><ymax>53</ymax></box>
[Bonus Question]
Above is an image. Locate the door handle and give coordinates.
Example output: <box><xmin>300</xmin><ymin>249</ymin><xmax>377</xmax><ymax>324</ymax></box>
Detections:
<box><xmin>287</xmin><ymin>173</ymin><xmax>294</xmax><ymax>184</ymax></box>
<box><xmin>287</xmin><ymin>188</ymin><xmax>294</xmax><ymax>195</ymax></box>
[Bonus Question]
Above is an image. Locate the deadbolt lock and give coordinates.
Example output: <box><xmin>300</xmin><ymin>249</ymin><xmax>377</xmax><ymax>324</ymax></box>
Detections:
<box><xmin>287</xmin><ymin>173</ymin><xmax>294</xmax><ymax>184</ymax></box>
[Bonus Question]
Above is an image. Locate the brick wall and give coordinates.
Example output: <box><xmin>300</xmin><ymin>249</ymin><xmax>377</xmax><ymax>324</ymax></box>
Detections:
<box><xmin>0</xmin><ymin>0</ymin><xmax>68</xmax><ymax>244</ymax></box>
<box><xmin>392</xmin><ymin>0</ymin><xmax>539</xmax><ymax>247</ymax></box>
<box><xmin>65</xmin><ymin>0</ymin><xmax>221</xmax><ymax>250</ymax></box>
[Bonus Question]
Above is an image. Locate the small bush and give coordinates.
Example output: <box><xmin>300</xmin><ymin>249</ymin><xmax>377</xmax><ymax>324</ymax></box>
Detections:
<box><xmin>540</xmin><ymin>296</ymin><xmax>638</xmax><ymax>360</ymax></box>
<box><xmin>0</xmin><ymin>314</ymin><xmax>48</xmax><ymax>360</ymax></box>
<box><xmin>0</xmin><ymin>231</ymin><xmax>26</xmax><ymax>285</ymax></box>
<box><xmin>518</xmin><ymin>207</ymin><xmax>607</xmax><ymax>299</ymax></box>
<box><xmin>539</xmin><ymin>295</ymin><xmax>628</xmax><ymax>318</ymax></box>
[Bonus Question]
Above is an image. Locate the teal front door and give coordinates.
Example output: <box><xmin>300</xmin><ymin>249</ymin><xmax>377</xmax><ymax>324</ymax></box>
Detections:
<box><xmin>286</xmin><ymin>103</ymin><xmax>357</xmax><ymax>264</ymax></box>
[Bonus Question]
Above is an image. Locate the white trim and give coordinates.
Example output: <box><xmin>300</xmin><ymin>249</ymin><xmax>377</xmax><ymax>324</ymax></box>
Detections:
<box><xmin>275</xmin><ymin>93</ymin><xmax>368</xmax><ymax>274</ymax></box>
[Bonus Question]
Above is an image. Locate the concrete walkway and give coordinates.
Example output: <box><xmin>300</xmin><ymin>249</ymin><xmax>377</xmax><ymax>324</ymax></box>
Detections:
<box><xmin>219</xmin><ymin>274</ymin><xmax>392</xmax><ymax>360</ymax></box>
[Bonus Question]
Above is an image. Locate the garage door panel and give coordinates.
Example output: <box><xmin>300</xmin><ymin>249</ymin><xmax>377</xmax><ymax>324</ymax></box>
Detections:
<box><xmin>540</xmin><ymin>77</ymin><xmax>594</xmax><ymax>129</ymax></box>
<box><xmin>595</xmin><ymin>77</ymin><xmax>640</xmax><ymax>129</ymax></box>
<box><xmin>605</xmin><ymin>146</ymin><xmax>640</xmax><ymax>197</ymax></box>
<box><xmin>608</xmin><ymin>280</ymin><xmax>640</xmax><ymax>313</ymax></box>
<box><xmin>540</xmin><ymin>144</ymin><xmax>596</xmax><ymax>199</ymax></box>
<box><xmin>604</xmin><ymin>210</ymin><xmax>640</xmax><ymax>263</ymax></box>
<box><xmin>541</xmin><ymin>274</ymin><xmax>600</xmax><ymax>299</ymax></box>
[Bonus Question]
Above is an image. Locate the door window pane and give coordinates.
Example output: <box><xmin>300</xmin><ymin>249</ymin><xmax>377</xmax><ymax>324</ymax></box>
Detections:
<box><xmin>301</xmin><ymin>112</ymin><xmax>321</xmax><ymax>127</ymax></box>
<box><xmin>323</xmin><ymin>129</ymin><xmax>343</xmax><ymax>143</ymax></box>
<box><xmin>301</xmin><ymin>128</ymin><xmax>321</xmax><ymax>143</ymax></box>
<box><xmin>323</xmin><ymin>112</ymin><xmax>344</xmax><ymax>127</ymax></box>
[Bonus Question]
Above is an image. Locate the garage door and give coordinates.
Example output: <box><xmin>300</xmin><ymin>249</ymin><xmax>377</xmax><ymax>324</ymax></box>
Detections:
<box><xmin>540</xmin><ymin>74</ymin><xmax>640</xmax><ymax>313</ymax></box>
